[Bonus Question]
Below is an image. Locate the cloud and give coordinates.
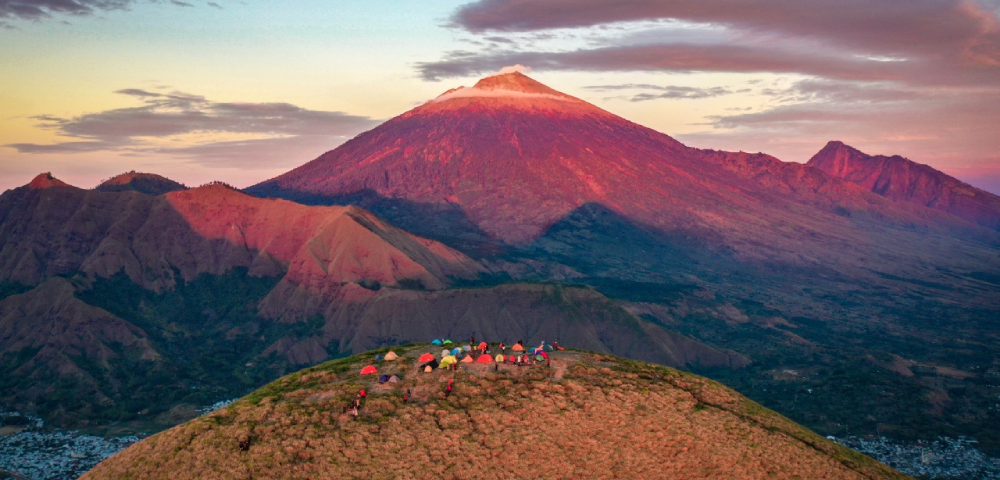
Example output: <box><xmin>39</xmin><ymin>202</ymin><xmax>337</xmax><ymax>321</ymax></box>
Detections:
<box><xmin>0</xmin><ymin>0</ymin><xmax>205</xmax><ymax>24</ymax></box>
<box><xmin>416</xmin><ymin>43</ymin><xmax>934</xmax><ymax>84</ymax></box>
<box><xmin>425</xmin><ymin>0</ymin><xmax>1000</xmax><ymax>89</ymax></box>
<box><xmin>490</xmin><ymin>64</ymin><xmax>531</xmax><ymax>75</ymax></box>
<box><xmin>584</xmin><ymin>84</ymin><xmax>734</xmax><ymax>101</ymax></box>
<box><xmin>5</xmin><ymin>88</ymin><xmax>379</xmax><ymax>169</ymax></box>
<box><xmin>452</xmin><ymin>0</ymin><xmax>1000</xmax><ymax>67</ymax></box>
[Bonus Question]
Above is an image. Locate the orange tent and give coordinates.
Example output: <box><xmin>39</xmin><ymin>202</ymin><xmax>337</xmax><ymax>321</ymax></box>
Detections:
<box><xmin>478</xmin><ymin>341</ymin><xmax>488</xmax><ymax>350</ymax></box>
<box><xmin>418</xmin><ymin>353</ymin><xmax>435</xmax><ymax>363</ymax></box>
<box><xmin>511</xmin><ymin>344</ymin><xmax>525</xmax><ymax>351</ymax></box>
<box><xmin>360</xmin><ymin>365</ymin><xmax>378</xmax><ymax>375</ymax></box>
<box><xmin>461</xmin><ymin>355</ymin><xmax>474</xmax><ymax>363</ymax></box>
<box><xmin>477</xmin><ymin>355</ymin><xmax>493</xmax><ymax>363</ymax></box>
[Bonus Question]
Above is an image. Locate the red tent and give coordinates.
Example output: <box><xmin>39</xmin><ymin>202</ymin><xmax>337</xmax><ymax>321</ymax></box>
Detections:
<box><xmin>418</xmin><ymin>353</ymin><xmax>435</xmax><ymax>363</ymax></box>
<box><xmin>478</xmin><ymin>341</ymin><xmax>488</xmax><ymax>350</ymax></box>
<box><xmin>360</xmin><ymin>365</ymin><xmax>378</xmax><ymax>375</ymax></box>
<box><xmin>477</xmin><ymin>354</ymin><xmax>493</xmax><ymax>363</ymax></box>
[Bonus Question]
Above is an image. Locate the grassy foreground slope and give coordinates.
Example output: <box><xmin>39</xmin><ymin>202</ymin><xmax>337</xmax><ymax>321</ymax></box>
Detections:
<box><xmin>84</xmin><ymin>346</ymin><xmax>909</xmax><ymax>480</ymax></box>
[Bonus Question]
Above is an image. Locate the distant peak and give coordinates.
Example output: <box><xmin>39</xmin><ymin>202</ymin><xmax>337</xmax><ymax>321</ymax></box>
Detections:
<box><xmin>96</xmin><ymin>171</ymin><xmax>186</xmax><ymax>195</ymax></box>
<box><xmin>28</xmin><ymin>172</ymin><xmax>70</xmax><ymax>189</ymax></box>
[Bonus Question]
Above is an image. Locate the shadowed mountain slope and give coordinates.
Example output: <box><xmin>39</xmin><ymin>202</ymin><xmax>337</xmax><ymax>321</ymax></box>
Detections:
<box><xmin>0</xmin><ymin>175</ymin><xmax>737</xmax><ymax>429</ymax></box>
<box><xmin>83</xmin><ymin>347</ymin><xmax>908</xmax><ymax>480</ymax></box>
<box><xmin>807</xmin><ymin>141</ymin><xmax>1000</xmax><ymax>231</ymax></box>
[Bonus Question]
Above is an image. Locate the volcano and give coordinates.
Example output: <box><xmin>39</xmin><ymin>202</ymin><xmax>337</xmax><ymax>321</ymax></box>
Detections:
<box><xmin>248</xmin><ymin>72</ymin><xmax>1000</xmax><ymax>450</ymax></box>
<box><xmin>248</xmin><ymin>72</ymin><xmax>997</xmax><ymax>297</ymax></box>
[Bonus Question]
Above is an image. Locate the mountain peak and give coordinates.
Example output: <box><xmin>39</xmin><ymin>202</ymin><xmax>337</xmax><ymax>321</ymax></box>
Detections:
<box><xmin>433</xmin><ymin>71</ymin><xmax>578</xmax><ymax>103</ymax></box>
<box><xmin>808</xmin><ymin>142</ymin><xmax>1000</xmax><ymax>230</ymax></box>
<box><xmin>28</xmin><ymin>172</ymin><xmax>70</xmax><ymax>189</ymax></box>
<box><xmin>96</xmin><ymin>171</ymin><xmax>187</xmax><ymax>196</ymax></box>
<box><xmin>473</xmin><ymin>71</ymin><xmax>558</xmax><ymax>94</ymax></box>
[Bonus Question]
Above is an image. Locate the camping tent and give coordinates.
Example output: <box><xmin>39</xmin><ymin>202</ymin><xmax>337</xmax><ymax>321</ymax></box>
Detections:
<box><xmin>542</xmin><ymin>344</ymin><xmax>554</xmax><ymax>352</ymax></box>
<box><xmin>388</xmin><ymin>375</ymin><xmax>400</xmax><ymax>383</ymax></box>
<box><xmin>443</xmin><ymin>339</ymin><xmax>453</xmax><ymax>345</ymax></box>
<box><xmin>535</xmin><ymin>355</ymin><xmax>544</xmax><ymax>361</ymax></box>
<box><xmin>384</xmin><ymin>351</ymin><xmax>399</xmax><ymax>361</ymax></box>
<box><xmin>532</xmin><ymin>347</ymin><xmax>544</xmax><ymax>355</ymax></box>
<box><xmin>451</xmin><ymin>347</ymin><xmax>463</xmax><ymax>356</ymax></box>
<box><xmin>477</xmin><ymin>355</ymin><xmax>493</xmax><ymax>364</ymax></box>
<box><xmin>441</xmin><ymin>349</ymin><xmax>450</xmax><ymax>357</ymax></box>
<box><xmin>461</xmin><ymin>355</ymin><xmax>474</xmax><ymax>363</ymax></box>
<box><xmin>440</xmin><ymin>356</ymin><xmax>457</xmax><ymax>368</ymax></box>
<box><xmin>539</xmin><ymin>351</ymin><xmax>548</xmax><ymax>359</ymax></box>
<box><xmin>431</xmin><ymin>339</ymin><xmax>442</xmax><ymax>345</ymax></box>
<box><xmin>374</xmin><ymin>354</ymin><xmax>382</xmax><ymax>361</ymax></box>
<box><xmin>418</xmin><ymin>353</ymin><xmax>435</xmax><ymax>363</ymax></box>
<box><xmin>478</xmin><ymin>341</ymin><xmax>488</xmax><ymax>350</ymax></box>
<box><xmin>463</xmin><ymin>345</ymin><xmax>472</xmax><ymax>352</ymax></box>
<box><xmin>511</xmin><ymin>344</ymin><xmax>525</xmax><ymax>352</ymax></box>
<box><xmin>495</xmin><ymin>354</ymin><xmax>504</xmax><ymax>363</ymax></box>
<box><xmin>422</xmin><ymin>359</ymin><xmax>440</xmax><ymax>369</ymax></box>
<box><xmin>424</xmin><ymin>365</ymin><xmax>433</xmax><ymax>373</ymax></box>
<box><xmin>378</xmin><ymin>374</ymin><xmax>390</xmax><ymax>383</ymax></box>
<box><xmin>360</xmin><ymin>365</ymin><xmax>378</xmax><ymax>375</ymax></box>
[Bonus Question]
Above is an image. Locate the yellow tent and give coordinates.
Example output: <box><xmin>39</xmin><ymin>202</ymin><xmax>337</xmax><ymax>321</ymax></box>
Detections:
<box><xmin>495</xmin><ymin>354</ymin><xmax>504</xmax><ymax>363</ymax></box>
<box><xmin>384</xmin><ymin>351</ymin><xmax>398</xmax><ymax>361</ymax></box>
<box><xmin>439</xmin><ymin>356</ymin><xmax>457</xmax><ymax>368</ymax></box>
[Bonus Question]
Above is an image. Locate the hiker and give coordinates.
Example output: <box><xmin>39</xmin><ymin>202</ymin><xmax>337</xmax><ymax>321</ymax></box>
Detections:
<box><xmin>446</xmin><ymin>380</ymin><xmax>453</xmax><ymax>397</ymax></box>
<box><xmin>239</xmin><ymin>438</ymin><xmax>251</xmax><ymax>451</ymax></box>
<box><xmin>470</xmin><ymin>334</ymin><xmax>475</xmax><ymax>347</ymax></box>
<box><xmin>500</xmin><ymin>342</ymin><xmax>506</xmax><ymax>355</ymax></box>
<box><xmin>359</xmin><ymin>389</ymin><xmax>367</xmax><ymax>399</ymax></box>
<box><xmin>547</xmin><ymin>356</ymin><xmax>551</xmax><ymax>367</ymax></box>
<box><xmin>553</xmin><ymin>340</ymin><xmax>561</xmax><ymax>350</ymax></box>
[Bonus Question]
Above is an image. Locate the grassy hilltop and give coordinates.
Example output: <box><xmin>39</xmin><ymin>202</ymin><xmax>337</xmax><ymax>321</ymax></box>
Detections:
<box><xmin>83</xmin><ymin>345</ymin><xmax>910</xmax><ymax>480</ymax></box>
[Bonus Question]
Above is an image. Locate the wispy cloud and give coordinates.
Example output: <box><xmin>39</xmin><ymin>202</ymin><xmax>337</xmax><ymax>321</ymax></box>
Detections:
<box><xmin>5</xmin><ymin>88</ymin><xmax>379</xmax><ymax>169</ymax></box>
<box><xmin>0</xmin><ymin>0</ymin><xmax>211</xmax><ymax>25</ymax></box>
<box><xmin>584</xmin><ymin>84</ymin><xmax>736</xmax><ymax>101</ymax></box>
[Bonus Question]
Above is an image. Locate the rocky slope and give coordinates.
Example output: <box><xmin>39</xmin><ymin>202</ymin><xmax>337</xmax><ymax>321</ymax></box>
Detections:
<box><xmin>83</xmin><ymin>347</ymin><xmax>909</xmax><ymax>480</ymax></box>
<box><xmin>807</xmin><ymin>141</ymin><xmax>1000</xmax><ymax>231</ymax></box>
<box><xmin>0</xmin><ymin>278</ymin><xmax>158</xmax><ymax>417</ymax></box>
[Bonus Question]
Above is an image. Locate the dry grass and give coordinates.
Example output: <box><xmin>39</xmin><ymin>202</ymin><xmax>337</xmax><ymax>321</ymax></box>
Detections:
<box><xmin>83</xmin><ymin>346</ymin><xmax>911</xmax><ymax>480</ymax></box>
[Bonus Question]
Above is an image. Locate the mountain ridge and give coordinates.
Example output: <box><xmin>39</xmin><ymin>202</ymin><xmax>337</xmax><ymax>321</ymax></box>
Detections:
<box><xmin>807</xmin><ymin>141</ymin><xmax>1000</xmax><ymax>230</ymax></box>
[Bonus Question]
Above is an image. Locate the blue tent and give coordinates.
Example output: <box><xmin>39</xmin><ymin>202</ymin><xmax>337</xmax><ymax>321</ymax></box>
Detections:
<box><xmin>374</xmin><ymin>354</ymin><xmax>382</xmax><ymax>361</ymax></box>
<box><xmin>431</xmin><ymin>339</ymin><xmax>442</xmax><ymax>345</ymax></box>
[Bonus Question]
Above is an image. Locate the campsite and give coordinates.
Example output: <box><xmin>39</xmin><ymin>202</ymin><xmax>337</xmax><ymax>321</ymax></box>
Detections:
<box><xmin>82</xmin><ymin>344</ymin><xmax>907</xmax><ymax>480</ymax></box>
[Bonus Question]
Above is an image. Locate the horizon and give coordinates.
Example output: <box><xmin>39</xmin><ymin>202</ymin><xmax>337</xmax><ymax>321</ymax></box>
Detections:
<box><xmin>2</xmin><ymin>0</ymin><xmax>999</xmax><ymax>194</ymax></box>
